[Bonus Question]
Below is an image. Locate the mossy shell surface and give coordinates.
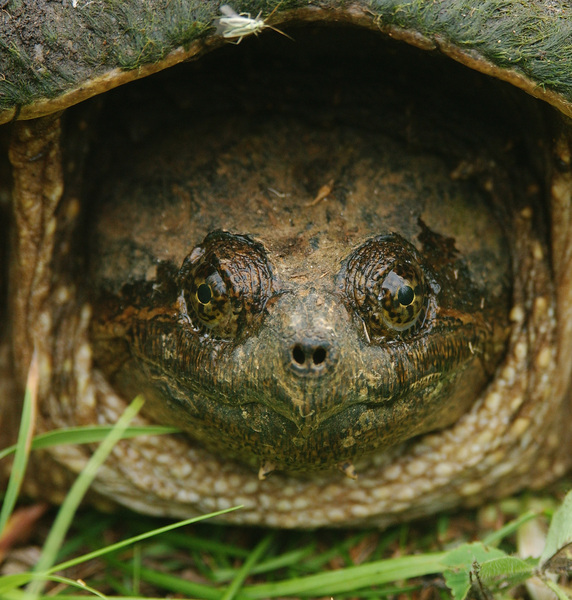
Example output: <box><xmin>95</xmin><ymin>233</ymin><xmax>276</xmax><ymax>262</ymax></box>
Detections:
<box><xmin>2</xmin><ymin>1</ymin><xmax>572</xmax><ymax>124</ymax></box>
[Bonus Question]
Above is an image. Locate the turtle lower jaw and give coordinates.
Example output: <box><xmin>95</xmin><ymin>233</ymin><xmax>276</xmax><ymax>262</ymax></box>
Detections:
<box><xmin>110</xmin><ymin>352</ymin><xmax>488</xmax><ymax>473</ymax></box>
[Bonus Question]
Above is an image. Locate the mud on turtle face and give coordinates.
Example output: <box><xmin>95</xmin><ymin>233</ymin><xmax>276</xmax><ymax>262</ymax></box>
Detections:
<box><xmin>1</xmin><ymin>2</ymin><xmax>572</xmax><ymax>528</ymax></box>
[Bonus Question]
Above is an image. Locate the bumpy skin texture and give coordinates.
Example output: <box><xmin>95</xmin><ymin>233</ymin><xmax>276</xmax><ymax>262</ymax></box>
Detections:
<box><xmin>2</xmin><ymin>16</ymin><xmax>572</xmax><ymax>528</ymax></box>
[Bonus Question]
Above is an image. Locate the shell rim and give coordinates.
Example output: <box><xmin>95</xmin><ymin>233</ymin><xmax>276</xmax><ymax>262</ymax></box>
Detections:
<box><xmin>1</xmin><ymin>7</ymin><xmax>572</xmax><ymax>125</ymax></box>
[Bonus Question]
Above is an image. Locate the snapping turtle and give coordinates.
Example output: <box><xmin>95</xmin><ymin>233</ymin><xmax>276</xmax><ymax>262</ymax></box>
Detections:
<box><xmin>1</xmin><ymin>1</ymin><xmax>571</xmax><ymax>528</ymax></box>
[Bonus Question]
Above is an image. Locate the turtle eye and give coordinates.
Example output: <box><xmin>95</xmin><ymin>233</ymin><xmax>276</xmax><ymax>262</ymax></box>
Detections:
<box><xmin>373</xmin><ymin>264</ymin><xmax>425</xmax><ymax>331</ymax></box>
<box><xmin>179</xmin><ymin>231</ymin><xmax>274</xmax><ymax>339</ymax></box>
<box><xmin>341</xmin><ymin>234</ymin><xmax>428</xmax><ymax>339</ymax></box>
<box><xmin>196</xmin><ymin>283</ymin><xmax>213</xmax><ymax>305</ymax></box>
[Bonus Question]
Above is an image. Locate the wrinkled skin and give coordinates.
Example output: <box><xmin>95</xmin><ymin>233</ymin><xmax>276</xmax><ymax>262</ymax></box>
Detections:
<box><xmin>2</xmin><ymin>28</ymin><xmax>572</xmax><ymax>528</ymax></box>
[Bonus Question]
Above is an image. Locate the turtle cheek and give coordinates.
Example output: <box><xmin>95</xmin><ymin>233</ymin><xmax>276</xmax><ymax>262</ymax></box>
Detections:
<box><xmin>374</xmin><ymin>325</ymin><xmax>494</xmax><ymax>439</ymax></box>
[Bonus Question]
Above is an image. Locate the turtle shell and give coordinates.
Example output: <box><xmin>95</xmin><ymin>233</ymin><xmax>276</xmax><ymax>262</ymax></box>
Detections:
<box><xmin>1</xmin><ymin>2</ymin><xmax>572</xmax><ymax>121</ymax></box>
<box><xmin>1</xmin><ymin>1</ymin><xmax>572</xmax><ymax>528</ymax></box>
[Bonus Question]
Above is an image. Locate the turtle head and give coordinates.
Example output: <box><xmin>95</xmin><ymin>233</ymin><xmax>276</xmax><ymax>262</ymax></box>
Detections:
<box><xmin>93</xmin><ymin>221</ymin><xmax>509</xmax><ymax>473</ymax></box>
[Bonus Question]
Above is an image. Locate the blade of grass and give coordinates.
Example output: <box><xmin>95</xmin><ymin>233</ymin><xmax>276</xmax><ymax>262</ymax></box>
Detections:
<box><xmin>0</xmin><ymin>425</ymin><xmax>181</xmax><ymax>462</ymax></box>
<box><xmin>220</xmin><ymin>533</ymin><xmax>274</xmax><ymax>600</ymax></box>
<box><xmin>3</xmin><ymin>596</ymin><xmax>172</xmax><ymax>600</ymax></box>
<box><xmin>110</xmin><ymin>558</ymin><xmax>223</xmax><ymax>600</ymax></box>
<box><xmin>237</xmin><ymin>551</ymin><xmax>447</xmax><ymax>598</ymax></box>
<box><xmin>161</xmin><ymin>530</ymin><xmax>251</xmax><ymax>558</ymax></box>
<box><xmin>54</xmin><ymin>512</ymin><xmax>115</xmax><ymax>561</ymax></box>
<box><xmin>339</xmin><ymin>584</ymin><xmax>422</xmax><ymax>597</ymax></box>
<box><xmin>131</xmin><ymin>543</ymin><xmax>142</xmax><ymax>597</ymax></box>
<box><xmin>482</xmin><ymin>510</ymin><xmax>538</xmax><ymax>546</ymax></box>
<box><xmin>35</xmin><ymin>574</ymin><xmax>109</xmax><ymax>599</ymax></box>
<box><xmin>0</xmin><ymin>353</ymin><xmax>38</xmax><ymax>536</ymax></box>
<box><xmin>300</xmin><ymin>531</ymin><xmax>373</xmax><ymax>570</ymax></box>
<box><xmin>49</xmin><ymin>506</ymin><xmax>244</xmax><ymax>574</ymax></box>
<box><xmin>212</xmin><ymin>543</ymin><xmax>316</xmax><ymax>582</ymax></box>
<box><xmin>105</xmin><ymin>572</ymin><xmax>142</xmax><ymax>597</ymax></box>
<box><xmin>118</xmin><ymin>550</ymin><xmax>446</xmax><ymax>599</ymax></box>
<box><xmin>0</xmin><ymin>573</ymin><xmax>108</xmax><ymax>598</ymax></box>
<box><xmin>544</xmin><ymin>578</ymin><xmax>571</xmax><ymax>600</ymax></box>
<box><xmin>22</xmin><ymin>395</ymin><xmax>145</xmax><ymax>600</ymax></box>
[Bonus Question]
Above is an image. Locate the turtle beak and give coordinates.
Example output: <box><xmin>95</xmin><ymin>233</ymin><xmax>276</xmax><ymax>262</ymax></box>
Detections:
<box><xmin>247</xmin><ymin>287</ymin><xmax>362</xmax><ymax>429</ymax></box>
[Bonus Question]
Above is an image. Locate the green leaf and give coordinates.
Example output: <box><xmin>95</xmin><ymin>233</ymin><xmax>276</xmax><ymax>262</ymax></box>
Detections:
<box><xmin>443</xmin><ymin>542</ymin><xmax>508</xmax><ymax>569</ymax></box>
<box><xmin>442</xmin><ymin>567</ymin><xmax>472</xmax><ymax>600</ymax></box>
<box><xmin>540</xmin><ymin>488</ymin><xmax>572</xmax><ymax>573</ymax></box>
<box><xmin>478</xmin><ymin>556</ymin><xmax>535</xmax><ymax>590</ymax></box>
<box><xmin>442</xmin><ymin>542</ymin><xmax>507</xmax><ymax>600</ymax></box>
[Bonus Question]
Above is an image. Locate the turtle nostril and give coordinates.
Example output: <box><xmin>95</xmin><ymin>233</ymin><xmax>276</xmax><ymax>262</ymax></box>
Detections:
<box><xmin>313</xmin><ymin>347</ymin><xmax>327</xmax><ymax>365</ymax></box>
<box><xmin>292</xmin><ymin>344</ymin><xmax>306</xmax><ymax>365</ymax></box>
<box><xmin>291</xmin><ymin>343</ymin><xmax>328</xmax><ymax>369</ymax></box>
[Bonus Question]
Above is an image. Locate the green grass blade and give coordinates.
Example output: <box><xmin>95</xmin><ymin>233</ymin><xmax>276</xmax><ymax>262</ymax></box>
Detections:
<box><xmin>132</xmin><ymin>542</ymin><xmax>142</xmax><ymax>596</ymax></box>
<box><xmin>237</xmin><ymin>552</ymin><xmax>446</xmax><ymax>598</ymax></box>
<box><xmin>220</xmin><ymin>534</ymin><xmax>274</xmax><ymax>600</ymax></box>
<box><xmin>36</xmin><ymin>574</ymin><xmax>109</xmax><ymax>599</ymax></box>
<box><xmin>4</xmin><ymin>596</ymin><xmax>183</xmax><ymax>600</ymax></box>
<box><xmin>120</xmin><ymin>545</ymin><xmax>445</xmax><ymax>599</ymax></box>
<box><xmin>213</xmin><ymin>543</ymin><xmax>316</xmax><ymax>582</ymax></box>
<box><xmin>482</xmin><ymin>510</ymin><xmax>538</xmax><ymax>546</ymax></box>
<box><xmin>0</xmin><ymin>354</ymin><xmax>38</xmax><ymax>536</ymax></box>
<box><xmin>160</xmin><ymin>531</ymin><xmax>251</xmax><ymax>558</ymax></box>
<box><xmin>0</xmin><ymin>574</ymin><xmax>110</xmax><ymax>599</ymax></box>
<box><xmin>300</xmin><ymin>531</ymin><xmax>376</xmax><ymax>570</ymax></box>
<box><xmin>111</xmin><ymin>560</ymin><xmax>223</xmax><ymax>600</ymax></box>
<box><xmin>23</xmin><ymin>395</ymin><xmax>145</xmax><ymax>600</ymax></box>
<box><xmin>0</xmin><ymin>573</ymin><xmax>36</xmax><ymax>593</ymax></box>
<box><xmin>544</xmin><ymin>577</ymin><xmax>571</xmax><ymax>600</ymax></box>
<box><xmin>0</xmin><ymin>572</ymin><xmax>108</xmax><ymax>597</ymax></box>
<box><xmin>50</xmin><ymin>506</ymin><xmax>244</xmax><ymax>574</ymax></box>
<box><xmin>0</xmin><ymin>425</ymin><xmax>181</xmax><ymax>462</ymax></box>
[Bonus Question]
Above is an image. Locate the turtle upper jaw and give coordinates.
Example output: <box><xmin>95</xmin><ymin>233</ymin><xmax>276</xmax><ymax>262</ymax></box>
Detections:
<box><xmin>228</xmin><ymin>288</ymin><xmax>494</xmax><ymax>433</ymax></box>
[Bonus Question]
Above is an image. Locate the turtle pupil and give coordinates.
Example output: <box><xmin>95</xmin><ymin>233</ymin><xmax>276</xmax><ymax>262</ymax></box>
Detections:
<box><xmin>398</xmin><ymin>285</ymin><xmax>414</xmax><ymax>306</ymax></box>
<box><xmin>197</xmin><ymin>283</ymin><xmax>213</xmax><ymax>304</ymax></box>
